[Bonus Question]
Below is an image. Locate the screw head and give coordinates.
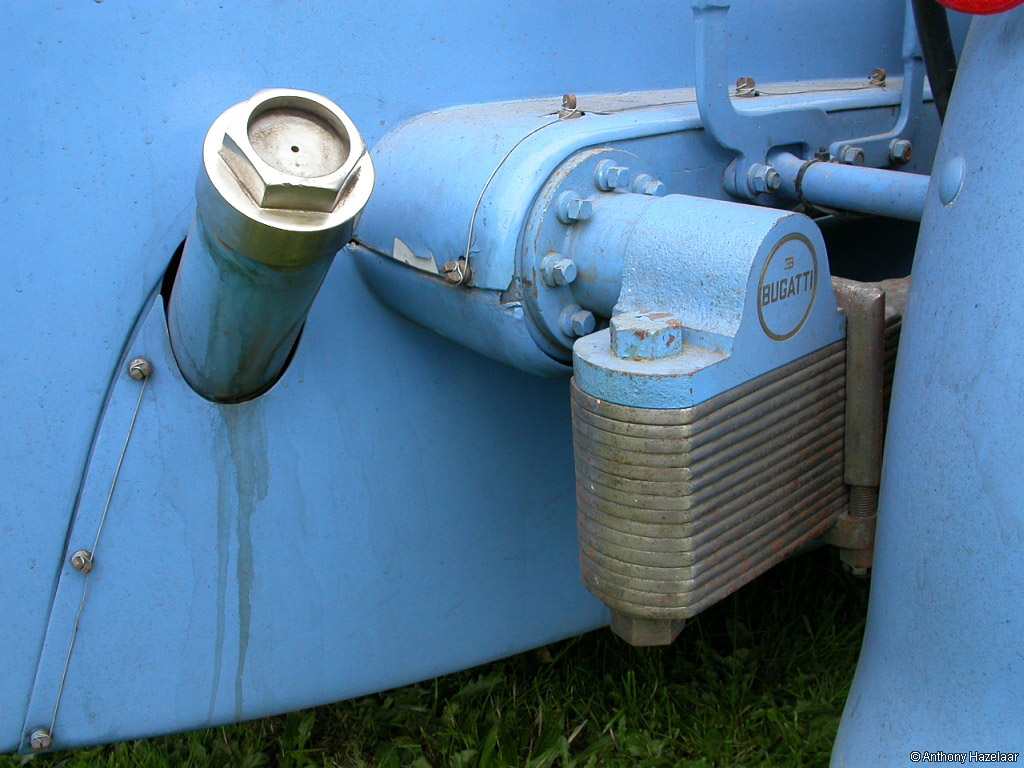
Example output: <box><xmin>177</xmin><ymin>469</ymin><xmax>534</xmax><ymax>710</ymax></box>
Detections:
<box><xmin>128</xmin><ymin>357</ymin><xmax>152</xmax><ymax>381</ymax></box>
<box><xmin>539</xmin><ymin>253</ymin><xmax>577</xmax><ymax>287</ymax></box>
<box><xmin>71</xmin><ymin>550</ymin><xmax>94</xmax><ymax>574</ymax></box>
<box><xmin>29</xmin><ymin>728</ymin><xmax>52</xmax><ymax>752</ymax></box>
<box><xmin>556</xmin><ymin>192</ymin><xmax>593</xmax><ymax>224</ymax></box>
<box><xmin>839</xmin><ymin>146</ymin><xmax>866</xmax><ymax>166</ymax></box>
<box><xmin>869</xmin><ymin>67</ymin><xmax>887</xmax><ymax>86</ymax></box>
<box><xmin>889</xmin><ymin>138</ymin><xmax>912</xmax><ymax>165</ymax></box>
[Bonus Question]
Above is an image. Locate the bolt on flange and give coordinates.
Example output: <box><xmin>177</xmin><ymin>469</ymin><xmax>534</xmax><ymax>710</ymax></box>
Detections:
<box><xmin>594</xmin><ymin>159</ymin><xmax>631</xmax><ymax>191</ymax></box>
<box><xmin>559</xmin><ymin>305</ymin><xmax>595</xmax><ymax>337</ymax></box>
<box><xmin>556</xmin><ymin>191</ymin><xmax>593</xmax><ymax>224</ymax></box>
<box><xmin>839</xmin><ymin>146</ymin><xmax>866</xmax><ymax>166</ymax></box>
<box><xmin>539</xmin><ymin>253</ymin><xmax>577</xmax><ymax>287</ymax></box>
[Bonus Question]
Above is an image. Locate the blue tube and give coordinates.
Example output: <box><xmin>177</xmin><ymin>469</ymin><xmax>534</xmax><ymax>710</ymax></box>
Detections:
<box><xmin>770</xmin><ymin>150</ymin><xmax>929</xmax><ymax>222</ymax></box>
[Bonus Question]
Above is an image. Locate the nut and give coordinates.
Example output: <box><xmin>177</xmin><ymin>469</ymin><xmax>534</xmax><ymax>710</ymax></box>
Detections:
<box><xmin>610</xmin><ymin>612</ymin><xmax>686</xmax><ymax>646</ymax></box>
<box><xmin>594</xmin><ymin>159</ymin><xmax>631</xmax><ymax>191</ymax></box>
<box><xmin>539</xmin><ymin>253</ymin><xmax>577</xmax><ymax>287</ymax></box>
<box><xmin>218</xmin><ymin>90</ymin><xmax>359</xmax><ymax>213</ymax></box>
<box><xmin>839</xmin><ymin>146</ymin><xmax>866</xmax><ymax>166</ymax></box>
<box><xmin>556</xmin><ymin>192</ymin><xmax>593</xmax><ymax>224</ymax></box>
<box><xmin>747</xmin><ymin>164</ymin><xmax>781</xmax><ymax>195</ymax></box>
<box><xmin>29</xmin><ymin>728</ymin><xmax>52</xmax><ymax>752</ymax></box>
<box><xmin>889</xmin><ymin>138</ymin><xmax>913</xmax><ymax>165</ymax></box>
<box><xmin>128</xmin><ymin>357</ymin><xmax>152</xmax><ymax>381</ymax></box>
<box><xmin>71</xmin><ymin>550</ymin><xmax>94</xmax><ymax>574</ymax></box>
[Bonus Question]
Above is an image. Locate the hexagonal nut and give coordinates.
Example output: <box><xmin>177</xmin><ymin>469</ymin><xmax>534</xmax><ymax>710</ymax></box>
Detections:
<box><xmin>556</xmin><ymin>191</ymin><xmax>593</xmax><ymax>224</ymax></box>
<box><xmin>218</xmin><ymin>89</ymin><xmax>363</xmax><ymax>213</ymax></box>
<box><xmin>610</xmin><ymin>611</ymin><xmax>686</xmax><ymax>647</ymax></box>
<box><xmin>610</xmin><ymin>311</ymin><xmax>684</xmax><ymax>360</ymax></box>
<box><xmin>539</xmin><ymin>253</ymin><xmax>577</xmax><ymax>286</ymax></box>
<box><xmin>889</xmin><ymin>138</ymin><xmax>913</xmax><ymax>165</ymax></box>
<box><xmin>840</xmin><ymin>146</ymin><xmax>866</xmax><ymax>166</ymax></box>
<box><xmin>746</xmin><ymin>163</ymin><xmax>781</xmax><ymax>195</ymax></box>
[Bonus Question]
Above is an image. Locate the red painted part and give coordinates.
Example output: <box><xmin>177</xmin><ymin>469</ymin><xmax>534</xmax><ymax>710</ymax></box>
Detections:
<box><xmin>935</xmin><ymin>0</ymin><xmax>1024</xmax><ymax>13</ymax></box>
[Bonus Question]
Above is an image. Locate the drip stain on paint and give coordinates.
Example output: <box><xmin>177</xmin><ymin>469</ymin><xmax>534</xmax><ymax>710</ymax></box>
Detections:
<box><xmin>210</xmin><ymin>402</ymin><xmax>269</xmax><ymax>723</ymax></box>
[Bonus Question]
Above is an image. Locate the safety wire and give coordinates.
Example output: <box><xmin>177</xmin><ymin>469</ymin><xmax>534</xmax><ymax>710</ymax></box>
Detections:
<box><xmin>48</xmin><ymin>369</ymin><xmax>150</xmax><ymax>740</ymax></box>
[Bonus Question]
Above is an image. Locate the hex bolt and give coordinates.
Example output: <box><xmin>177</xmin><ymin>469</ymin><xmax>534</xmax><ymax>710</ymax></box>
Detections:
<box><xmin>29</xmin><ymin>728</ymin><xmax>52</xmax><ymax>752</ymax></box>
<box><xmin>559</xmin><ymin>305</ymin><xmax>595</xmax><ymax>337</ymax></box>
<box><xmin>631</xmin><ymin>174</ymin><xmax>667</xmax><ymax>197</ymax></box>
<box><xmin>594</xmin><ymin>159</ymin><xmax>631</xmax><ymax>191</ymax></box>
<box><xmin>556</xmin><ymin>191</ymin><xmax>593</xmax><ymax>224</ymax></box>
<box><xmin>70</xmin><ymin>549</ymin><xmax>94</xmax><ymax>574</ymax></box>
<box><xmin>746</xmin><ymin>164</ymin><xmax>782</xmax><ymax>195</ymax></box>
<box><xmin>839</xmin><ymin>146</ymin><xmax>866</xmax><ymax>166</ymax></box>
<box><xmin>889</xmin><ymin>138</ymin><xmax>913</xmax><ymax>165</ymax></box>
<box><xmin>128</xmin><ymin>356</ymin><xmax>152</xmax><ymax>381</ymax></box>
<box><xmin>539</xmin><ymin>253</ymin><xmax>577</xmax><ymax>287</ymax></box>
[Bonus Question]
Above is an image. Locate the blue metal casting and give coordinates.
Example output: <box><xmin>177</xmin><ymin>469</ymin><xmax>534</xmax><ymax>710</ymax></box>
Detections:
<box><xmin>832</xmin><ymin>8</ymin><xmax>1024</xmax><ymax>762</ymax></box>
<box><xmin>0</xmin><ymin>0</ymin><xmax>973</xmax><ymax>757</ymax></box>
<box><xmin>571</xmin><ymin>194</ymin><xmax>844</xmax><ymax>409</ymax></box>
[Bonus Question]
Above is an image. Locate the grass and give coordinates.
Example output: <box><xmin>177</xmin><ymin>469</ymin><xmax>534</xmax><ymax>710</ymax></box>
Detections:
<box><xmin>4</xmin><ymin>548</ymin><xmax>868</xmax><ymax>768</ymax></box>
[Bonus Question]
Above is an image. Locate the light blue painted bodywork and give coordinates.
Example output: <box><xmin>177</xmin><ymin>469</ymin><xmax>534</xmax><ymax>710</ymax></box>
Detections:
<box><xmin>0</xmin><ymin>0</ymin><xmax>971</xmax><ymax>755</ymax></box>
<box><xmin>832</xmin><ymin>9</ymin><xmax>1024</xmax><ymax>763</ymax></box>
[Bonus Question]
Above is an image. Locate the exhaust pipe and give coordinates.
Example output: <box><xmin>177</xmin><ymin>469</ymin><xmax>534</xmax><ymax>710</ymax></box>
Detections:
<box><xmin>168</xmin><ymin>88</ymin><xmax>374</xmax><ymax>402</ymax></box>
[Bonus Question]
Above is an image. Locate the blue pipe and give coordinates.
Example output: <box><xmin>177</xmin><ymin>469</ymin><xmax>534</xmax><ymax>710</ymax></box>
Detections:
<box><xmin>770</xmin><ymin>150</ymin><xmax>929</xmax><ymax>222</ymax></box>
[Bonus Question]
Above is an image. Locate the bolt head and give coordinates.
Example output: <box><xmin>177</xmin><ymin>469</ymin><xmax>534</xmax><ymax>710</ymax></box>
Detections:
<box><xmin>29</xmin><ymin>728</ymin><xmax>52</xmax><ymax>752</ymax></box>
<box><xmin>128</xmin><ymin>357</ymin><xmax>152</xmax><ymax>380</ymax></box>
<box><xmin>556</xmin><ymin>192</ymin><xmax>593</xmax><ymax>224</ymax></box>
<box><xmin>218</xmin><ymin>90</ymin><xmax>360</xmax><ymax>213</ymax></box>
<box><xmin>571</xmin><ymin>310</ymin><xmax>596</xmax><ymax>336</ymax></box>
<box><xmin>70</xmin><ymin>550</ymin><xmax>94</xmax><ymax>574</ymax></box>
<box><xmin>559</xmin><ymin>305</ymin><xmax>595</xmax><ymax>337</ymax></box>
<box><xmin>840</xmin><ymin>146</ymin><xmax>866</xmax><ymax>166</ymax></box>
<box><xmin>610</xmin><ymin>311</ymin><xmax>684</xmax><ymax>360</ymax></box>
<box><xmin>642</xmin><ymin>179</ymin><xmax>667</xmax><ymax>196</ymax></box>
<box><xmin>594</xmin><ymin>159</ymin><xmax>631</xmax><ymax>191</ymax></box>
<box><xmin>889</xmin><ymin>138</ymin><xmax>912</xmax><ymax>165</ymax></box>
<box><xmin>539</xmin><ymin>254</ymin><xmax>577</xmax><ymax>287</ymax></box>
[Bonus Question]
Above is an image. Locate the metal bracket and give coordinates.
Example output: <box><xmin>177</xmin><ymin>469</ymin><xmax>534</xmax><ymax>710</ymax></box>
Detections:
<box><xmin>691</xmin><ymin>1</ymin><xmax>831</xmax><ymax>201</ymax></box>
<box><xmin>829</xmin><ymin>1</ymin><xmax>926</xmax><ymax>167</ymax></box>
